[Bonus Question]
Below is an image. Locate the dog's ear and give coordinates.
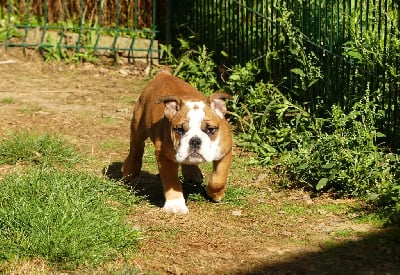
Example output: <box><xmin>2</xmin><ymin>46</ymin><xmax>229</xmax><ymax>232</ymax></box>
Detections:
<box><xmin>209</xmin><ymin>93</ymin><xmax>233</xmax><ymax>119</ymax></box>
<box><xmin>156</xmin><ymin>96</ymin><xmax>181</xmax><ymax>119</ymax></box>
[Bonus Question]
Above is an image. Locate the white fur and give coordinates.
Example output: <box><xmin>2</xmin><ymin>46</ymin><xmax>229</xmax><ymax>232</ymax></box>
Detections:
<box><xmin>162</xmin><ymin>197</ymin><xmax>189</xmax><ymax>214</ymax></box>
<box><xmin>175</xmin><ymin>102</ymin><xmax>223</xmax><ymax>164</ymax></box>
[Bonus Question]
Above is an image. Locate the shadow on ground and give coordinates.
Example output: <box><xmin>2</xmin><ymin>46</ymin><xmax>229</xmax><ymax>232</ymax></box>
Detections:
<box><xmin>103</xmin><ymin>162</ymin><xmax>208</xmax><ymax>208</ymax></box>
<box><xmin>238</xmin><ymin>226</ymin><xmax>400</xmax><ymax>274</ymax></box>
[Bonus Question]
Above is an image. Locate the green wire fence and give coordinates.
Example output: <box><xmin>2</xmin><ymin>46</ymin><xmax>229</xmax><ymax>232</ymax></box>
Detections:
<box><xmin>173</xmin><ymin>0</ymin><xmax>400</xmax><ymax>150</ymax></box>
<box><xmin>1</xmin><ymin>0</ymin><xmax>159</xmax><ymax>63</ymax></box>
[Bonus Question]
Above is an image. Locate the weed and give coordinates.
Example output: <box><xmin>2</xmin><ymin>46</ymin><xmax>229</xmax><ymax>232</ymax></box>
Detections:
<box><xmin>332</xmin><ymin>229</ymin><xmax>356</xmax><ymax>238</ymax></box>
<box><xmin>280</xmin><ymin>203</ymin><xmax>307</xmax><ymax>216</ymax></box>
<box><xmin>120</xmin><ymin>96</ymin><xmax>134</xmax><ymax>104</ymax></box>
<box><xmin>18</xmin><ymin>104</ymin><xmax>42</xmax><ymax>114</ymax></box>
<box><xmin>223</xmin><ymin>186</ymin><xmax>255</xmax><ymax>207</ymax></box>
<box><xmin>228</xmin><ymin>73</ymin><xmax>316</xmax><ymax>165</ymax></box>
<box><xmin>101</xmin><ymin>116</ymin><xmax>117</xmax><ymax>125</ymax></box>
<box><xmin>160</xmin><ymin>39</ymin><xmax>221</xmax><ymax>96</ymax></box>
<box><xmin>0</xmin><ymin>7</ymin><xmax>20</xmax><ymax>43</ymax></box>
<box><xmin>0</xmin><ymin>97</ymin><xmax>14</xmax><ymax>105</ymax></box>
<box><xmin>101</xmin><ymin>140</ymin><xmax>124</xmax><ymax>151</ymax></box>
<box><xmin>280</xmin><ymin>93</ymin><xmax>398</xmax><ymax>198</ymax></box>
<box><xmin>354</xmin><ymin>212</ymin><xmax>387</xmax><ymax>228</ymax></box>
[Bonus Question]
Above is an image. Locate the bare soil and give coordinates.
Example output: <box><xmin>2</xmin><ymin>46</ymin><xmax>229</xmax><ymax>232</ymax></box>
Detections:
<box><xmin>0</xmin><ymin>47</ymin><xmax>399</xmax><ymax>274</ymax></box>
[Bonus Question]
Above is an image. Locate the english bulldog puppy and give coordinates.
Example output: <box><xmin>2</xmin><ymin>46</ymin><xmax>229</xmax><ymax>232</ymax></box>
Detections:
<box><xmin>122</xmin><ymin>68</ymin><xmax>232</xmax><ymax>214</ymax></box>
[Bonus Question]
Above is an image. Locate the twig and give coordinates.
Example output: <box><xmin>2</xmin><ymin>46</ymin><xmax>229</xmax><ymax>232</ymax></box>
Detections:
<box><xmin>0</xmin><ymin>60</ymin><xmax>18</xmax><ymax>65</ymax></box>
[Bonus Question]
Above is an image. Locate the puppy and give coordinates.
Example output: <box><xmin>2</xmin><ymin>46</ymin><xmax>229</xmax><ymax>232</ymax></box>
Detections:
<box><xmin>122</xmin><ymin>68</ymin><xmax>232</xmax><ymax>214</ymax></box>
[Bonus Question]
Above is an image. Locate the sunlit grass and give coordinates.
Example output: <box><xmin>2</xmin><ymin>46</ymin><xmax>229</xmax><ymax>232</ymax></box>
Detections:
<box><xmin>0</xmin><ymin>132</ymin><xmax>141</xmax><ymax>270</ymax></box>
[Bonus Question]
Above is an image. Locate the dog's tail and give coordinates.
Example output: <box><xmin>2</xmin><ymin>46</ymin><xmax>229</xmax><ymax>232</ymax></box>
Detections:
<box><xmin>156</xmin><ymin>66</ymin><xmax>173</xmax><ymax>76</ymax></box>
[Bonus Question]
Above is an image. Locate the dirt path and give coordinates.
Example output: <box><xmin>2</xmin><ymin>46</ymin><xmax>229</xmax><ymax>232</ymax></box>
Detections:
<box><xmin>1</xmin><ymin>48</ymin><xmax>399</xmax><ymax>274</ymax></box>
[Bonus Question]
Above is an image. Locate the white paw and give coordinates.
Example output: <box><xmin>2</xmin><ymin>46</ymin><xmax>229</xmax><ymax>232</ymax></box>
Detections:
<box><xmin>162</xmin><ymin>198</ymin><xmax>189</xmax><ymax>215</ymax></box>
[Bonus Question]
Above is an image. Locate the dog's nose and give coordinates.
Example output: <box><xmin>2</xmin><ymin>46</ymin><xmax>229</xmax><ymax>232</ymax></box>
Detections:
<box><xmin>189</xmin><ymin>136</ymin><xmax>202</xmax><ymax>149</ymax></box>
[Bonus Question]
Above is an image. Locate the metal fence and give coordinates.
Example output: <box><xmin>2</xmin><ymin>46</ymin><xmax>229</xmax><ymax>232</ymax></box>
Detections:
<box><xmin>1</xmin><ymin>0</ymin><xmax>159</xmax><ymax>63</ymax></box>
<box><xmin>173</xmin><ymin>0</ymin><xmax>400</xmax><ymax>149</ymax></box>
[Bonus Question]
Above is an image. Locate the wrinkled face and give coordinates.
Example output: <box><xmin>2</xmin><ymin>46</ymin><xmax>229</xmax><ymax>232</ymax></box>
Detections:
<box><xmin>170</xmin><ymin>101</ymin><xmax>223</xmax><ymax>164</ymax></box>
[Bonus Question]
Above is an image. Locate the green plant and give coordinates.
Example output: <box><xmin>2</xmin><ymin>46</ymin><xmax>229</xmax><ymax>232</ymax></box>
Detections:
<box><xmin>0</xmin><ymin>7</ymin><xmax>20</xmax><ymax>43</ymax></box>
<box><xmin>277</xmin><ymin>9</ymin><xmax>324</xmax><ymax>97</ymax></box>
<box><xmin>280</xmin><ymin>92</ymin><xmax>397</xmax><ymax>198</ymax></box>
<box><xmin>0</xmin><ymin>167</ymin><xmax>139</xmax><ymax>269</ymax></box>
<box><xmin>0</xmin><ymin>97</ymin><xmax>14</xmax><ymax>105</ymax></box>
<box><xmin>160</xmin><ymin>39</ymin><xmax>221</xmax><ymax>96</ymax></box>
<box><xmin>223</xmin><ymin>186</ymin><xmax>255</xmax><ymax>207</ymax></box>
<box><xmin>18</xmin><ymin>104</ymin><xmax>42</xmax><ymax>114</ymax></box>
<box><xmin>101</xmin><ymin>140</ymin><xmax>124</xmax><ymax>151</ymax></box>
<box><xmin>227</xmin><ymin>62</ymin><xmax>317</xmax><ymax>165</ymax></box>
<box><xmin>0</xmin><ymin>131</ymin><xmax>80</xmax><ymax>167</ymax></box>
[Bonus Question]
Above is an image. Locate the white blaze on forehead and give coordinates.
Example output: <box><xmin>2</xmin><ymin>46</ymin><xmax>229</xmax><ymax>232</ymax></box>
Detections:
<box><xmin>186</xmin><ymin>101</ymin><xmax>205</xmax><ymax>128</ymax></box>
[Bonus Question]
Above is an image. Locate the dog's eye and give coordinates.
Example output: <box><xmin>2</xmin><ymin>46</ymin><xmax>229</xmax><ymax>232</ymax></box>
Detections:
<box><xmin>205</xmin><ymin>126</ymin><xmax>217</xmax><ymax>136</ymax></box>
<box><xmin>174</xmin><ymin>126</ymin><xmax>185</xmax><ymax>136</ymax></box>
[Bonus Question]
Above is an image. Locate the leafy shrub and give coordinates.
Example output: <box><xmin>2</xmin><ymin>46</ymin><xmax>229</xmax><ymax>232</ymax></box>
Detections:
<box><xmin>279</xmin><ymin>93</ymin><xmax>399</xmax><ymax>199</ymax></box>
<box><xmin>227</xmin><ymin>61</ymin><xmax>318</xmax><ymax>164</ymax></box>
<box><xmin>160</xmin><ymin>39</ymin><xmax>221</xmax><ymax>96</ymax></box>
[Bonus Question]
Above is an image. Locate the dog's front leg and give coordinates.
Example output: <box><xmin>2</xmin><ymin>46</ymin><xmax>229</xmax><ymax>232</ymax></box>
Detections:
<box><xmin>207</xmin><ymin>150</ymin><xmax>232</xmax><ymax>202</ymax></box>
<box><xmin>157</xmin><ymin>155</ymin><xmax>189</xmax><ymax>214</ymax></box>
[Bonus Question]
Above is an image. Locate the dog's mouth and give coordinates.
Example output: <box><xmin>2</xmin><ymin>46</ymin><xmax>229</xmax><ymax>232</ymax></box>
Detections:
<box><xmin>181</xmin><ymin>151</ymin><xmax>206</xmax><ymax>164</ymax></box>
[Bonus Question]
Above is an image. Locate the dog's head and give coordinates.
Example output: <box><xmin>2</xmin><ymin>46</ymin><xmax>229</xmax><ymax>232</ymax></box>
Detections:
<box><xmin>156</xmin><ymin>93</ymin><xmax>232</xmax><ymax>164</ymax></box>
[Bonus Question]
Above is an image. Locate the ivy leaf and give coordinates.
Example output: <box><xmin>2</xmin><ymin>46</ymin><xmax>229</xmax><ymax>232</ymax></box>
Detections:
<box><xmin>316</xmin><ymin>178</ymin><xmax>329</xmax><ymax>190</ymax></box>
<box><xmin>220</xmin><ymin>50</ymin><xmax>229</xmax><ymax>57</ymax></box>
<box><xmin>290</xmin><ymin>68</ymin><xmax>304</xmax><ymax>76</ymax></box>
<box><xmin>298</xmin><ymin>163</ymin><xmax>308</xmax><ymax>170</ymax></box>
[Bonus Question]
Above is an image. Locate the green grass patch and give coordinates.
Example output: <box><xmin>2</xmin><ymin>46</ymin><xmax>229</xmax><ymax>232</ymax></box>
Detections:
<box><xmin>18</xmin><ymin>104</ymin><xmax>42</xmax><ymax>114</ymax></box>
<box><xmin>0</xmin><ymin>167</ymin><xmax>140</xmax><ymax>269</ymax></box>
<box><xmin>0</xmin><ymin>131</ymin><xmax>141</xmax><ymax>269</ymax></box>
<box><xmin>354</xmin><ymin>212</ymin><xmax>388</xmax><ymax>227</ymax></box>
<box><xmin>187</xmin><ymin>192</ymin><xmax>207</xmax><ymax>202</ymax></box>
<box><xmin>332</xmin><ymin>229</ymin><xmax>356</xmax><ymax>238</ymax></box>
<box><xmin>0</xmin><ymin>97</ymin><xmax>14</xmax><ymax>105</ymax></box>
<box><xmin>313</xmin><ymin>203</ymin><xmax>350</xmax><ymax>215</ymax></box>
<box><xmin>101</xmin><ymin>116</ymin><xmax>117</xmax><ymax>125</ymax></box>
<box><xmin>101</xmin><ymin>140</ymin><xmax>124</xmax><ymax>151</ymax></box>
<box><xmin>0</xmin><ymin>131</ymin><xmax>80</xmax><ymax>166</ymax></box>
<box><xmin>185</xmin><ymin>182</ymin><xmax>255</xmax><ymax>206</ymax></box>
<box><xmin>120</xmin><ymin>96</ymin><xmax>135</xmax><ymax>104</ymax></box>
<box><xmin>223</xmin><ymin>186</ymin><xmax>255</xmax><ymax>207</ymax></box>
<box><xmin>280</xmin><ymin>202</ymin><xmax>307</xmax><ymax>215</ymax></box>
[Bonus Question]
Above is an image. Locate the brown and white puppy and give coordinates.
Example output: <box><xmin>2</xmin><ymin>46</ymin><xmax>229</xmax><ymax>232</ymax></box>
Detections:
<box><xmin>122</xmin><ymin>68</ymin><xmax>232</xmax><ymax>214</ymax></box>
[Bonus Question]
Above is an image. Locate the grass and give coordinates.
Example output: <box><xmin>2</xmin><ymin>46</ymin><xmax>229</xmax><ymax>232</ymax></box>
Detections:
<box><xmin>101</xmin><ymin>116</ymin><xmax>116</xmax><ymax>125</ymax></box>
<box><xmin>223</xmin><ymin>186</ymin><xmax>256</xmax><ymax>206</ymax></box>
<box><xmin>101</xmin><ymin>140</ymin><xmax>125</xmax><ymax>151</ymax></box>
<box><xmin>0</xmin><ymin>132</ymin><xmax>141</xmax><ymax>270</ymax></box>
<box><xmin>18</xmin><ymin>104</ymin><xmax>42</xmax><ymax>114</ymax></box>
<box><xmin>0</xmin><ymin>97</ymin><xmax>14</xmax><ymax>104</ymax></box>
<box><xmin>0</xmin><ymin>131</ymin><xmax>80</xmax><ymax>166</ymax></box>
